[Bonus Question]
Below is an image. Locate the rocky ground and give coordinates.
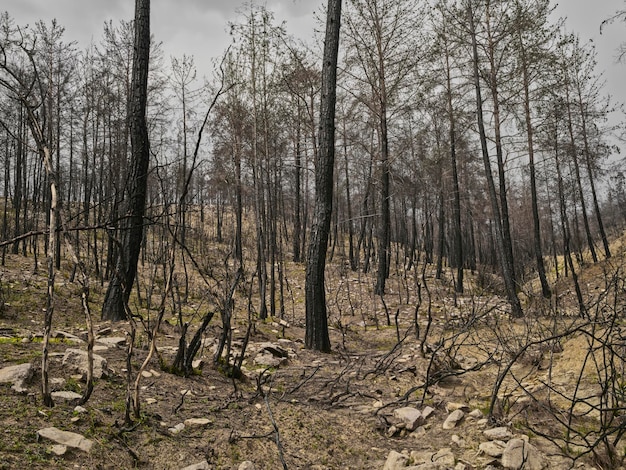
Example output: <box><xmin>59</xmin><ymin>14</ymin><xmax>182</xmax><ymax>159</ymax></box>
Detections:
<box><xmin>0</xmin><ymin>251</ymin><xmax>624</xmax><ymax>469</ymax></box>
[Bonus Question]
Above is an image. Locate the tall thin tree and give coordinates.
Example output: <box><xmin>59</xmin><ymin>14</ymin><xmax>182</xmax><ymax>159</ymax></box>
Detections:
<box><xmin>102</xmin><ymin>0</ymin><xmax>151</xmax><ymax>321</ymax></box>
<box><xmin>305</xmin><ymin>0</ymin><xmax>342</xmax><ymax>352</ymax></box>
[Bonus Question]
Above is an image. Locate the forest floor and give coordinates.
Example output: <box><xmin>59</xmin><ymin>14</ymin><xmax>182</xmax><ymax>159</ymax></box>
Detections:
<box><xmin>1</xmin><ymin>237</ymin><xmax>626</xmax><ymax>470</ymax></box>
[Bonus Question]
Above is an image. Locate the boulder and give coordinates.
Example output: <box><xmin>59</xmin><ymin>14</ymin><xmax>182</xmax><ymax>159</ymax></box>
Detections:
<box><xmin>502</xmin><ymin>438</ymin><xmax>547</xmax><ymax>470</ymax></box>
<box><xmin>443</xmin><ymin>409</ymin><xmax>464</xmax><ymax>429</ymax></box>
<box><xmin>479</xmin><ymin>440</ymin><xmax>507</xmax><ymax>457</ymax></box>
<box><xmin>37</xmin><ymin>427</ymin><xmax>93</xmax><ymax>453</ymax></box>
<box><xmin>0</xmin><ymin>362</ymin><xmax>33</xmax><ymax>393</ymax></box>
<box><xmin>383</xmin><ymin>450</ymin><xmax>408</xmax><ymax>470</ymax></box>
<box><xmin>393</xmin><ymin>407</ymin><xmax>423</xmax><ymax>431</ymax></box>
<box><xmin>62</xmin><ymin>348</ymin><xmax>109</xmax><ymax>379</ymax></box>
<box><xmin>483</xmin><ymin>426</ymin><xmax>513</xmax><ymax>440</ymax></box>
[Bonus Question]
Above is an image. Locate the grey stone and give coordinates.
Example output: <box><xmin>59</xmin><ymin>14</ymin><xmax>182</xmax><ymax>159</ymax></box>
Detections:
<box><xmin>483</xmin><ymin>426</ymin><xmax>513</xmax><ymax>440</ymax></box>
<box><xmin>421</xmin><ymin>406</ymin><xmax>435</xmax><ymax>420</ymax></box>
<box><xmin>0</xmin><ymin>362</ymin><xmax>33</xmax><ymax>393</ymax></box>
<box><xmin>409</xmin><ymin>450</ymin><xmax>434</xmax><ymax>464</ymax></box>
<box><xmin>479</xmin><ymin>440</ymin><xmax>507</xmax><ymax>457</ymax></box>
<box><xmin>53</xmin><ymin>331</ymin><xmax>84</xmax><ymax>343</ymax></box>
<box><xmin>383</xmin><ymin>450</ymin><xmax>408</xmax><ymax>470</ymax></box>
<box><xmin>96</xmin><ymin>336</ymin><xmax>126</xmax><ymax>347</ymax></box>
<box><xmin>432</xmin><ymin>448</ymin><xmax>455</xmax><ymax>467</ymax></box>
<box><xmin>49</xmin><ymin>444</ymin><xmax>68</xmax><ymax>456</ymax></box>
<box><xmin>180</xmin><ymin>461</ymin><xmax>210</xmax><ymax>470</ymax></box>
<box><xmin>502</xmin><ymin>438</ymin><xmax>547</xmax><ymax>470</ymax></box>
<box><xmin>238</xmin><ymin>462</ymin><xmax>257</xmax><ymax>470</ymax></box>
<box><xmin>443</xmin><ymin>409</ymin><xmax>464</xmax><ymax>429</ymax></box>
<box><xmin>37</xmin><ymin>427</ymin><xmax>93</xmax><ymax>453</ymax></box>
<box><xmin>253</xmin><ymin>351</ymin><xmax>287</xmax><ymax>368</ymax></box>
<box><xmin>62</xmin><ymin>348</ymin><xmax>109</xmax><ymax>379</ymax></box>
<box><xmin>393</xmin><ymin>406</ymin><xmax>423</xmax><ymax>431</ymax></box>
<box><xmin>184</xmin><ymin>418</ymin><xmax>211</xmax><ymax>427</ymax></box>
<box><xmin>168</xmin><ymin>423</ymin><xmax>185</xmax><ymax>434</ymax></box>
<box><xmin>51</xmin><ymin>391</ymin><xmax>82</xmax><ymax>402</ymax></box>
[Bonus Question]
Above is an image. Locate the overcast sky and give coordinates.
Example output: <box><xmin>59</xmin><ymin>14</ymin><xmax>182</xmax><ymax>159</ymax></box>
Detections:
<box><xmin>3</xmin><ymin>0</ymin><xmax>625</xmax><ymax>114</ymax></box>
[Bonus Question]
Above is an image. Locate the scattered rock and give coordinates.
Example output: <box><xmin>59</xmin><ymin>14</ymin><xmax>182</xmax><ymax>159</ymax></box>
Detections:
<box><xmin>483</xmin><ymin>426</ymin><xmax>513</xmax><ymax>440</ymax></box>
<box><xmin>432</xmin><ymin>447</ymin><xmax>455</xmax><ymax>467</ymax></box>
<box><xmin>479</xmin><ymin>440</ymin><xmax>507</xmax><ymax>457</ymax></box>
<box><xmin>502</xmin><ymin>438</ymin><xmax>547</xmax><ymax>470</ymax></box>
<box><xmin>145</xmin><ymin>398</ymin><xmax>157</xmax><ymax>405</ymax></box>
<box><xmin>49</xmin><ymin>444</ymin><xmax>68</xmax><ymax>456</ymax></box>
<box><xmin>253</xmin><ymin>351</ymin><xmax>287</xmax><ymax>368</ymax></box>
<box><xmin>51</xmin><ymin>391</ymin><xmax>82</xmax><ymax>402</ymax></box>
<box><xmin>393</xmin><ymin>406</ymin><xmax>422</xmax><ymax>431</ymax></box>
<box><xmin>96</xmin><ymin>336</ymin><xmax>126</xmax><ymax>348</ymax></box>
<box><xmin>168</xmin><ymin>423</ymin><xmax>185</xmax><ymax>434</ymax></box>
<box><xmin>74</xmin><ymin>405</ymin><xmax>88</xmax><ymax>414</ymax></box>
<box><xmin>421</xmin><ymin>406</ymin><xmax>435</xmax><ymax>420</ymax></box>
<box><xmin>53</xmin><ymin>331</ymin><xmax>84</xmax><ymax>343</ymax></box>
<box><xmin>62</xmin><ymin>349</ymin><xmax>109</xmax><ymax>379</ymax></box>
<box><xmin>0</xmin><ymin>362</ymin><xmax>33</xmax><ymax>393</ymax></box>
<box><xmin>468</xmin><ymin>409</ymin><xmax>483</xmax><ymax>419</ymax></box>
<box><xmin>443</xmin><ymin>409</ymin><xmax>464</xmax><ymax>429</ymax></box>
<box><xmin>141</xmin><ymin>370</ymin><xmax>153</xmax><ymax>378</ymax></box>
<box><xmin>180</xmin><ymin>461</ymin><xmax>210</xmax><ymax>470</ymax></box>
<box><xmin>238</xmin><ymin>462</ymin><xmax>257</xmax><ymax>470</ymax></box>
<box><xmin>184</xmin><ymin>418</ymin><xmax>211</xmax><ymax>427</ymax></box>
<box><xmin>37</xmin><ymin>427</ymin><xmax>93</xmax><ymax>453</ymax></box>
<box><xmin>383</xmin><ymin>450</ymin><xmax>408</xmax><ymax>470</ymax></box>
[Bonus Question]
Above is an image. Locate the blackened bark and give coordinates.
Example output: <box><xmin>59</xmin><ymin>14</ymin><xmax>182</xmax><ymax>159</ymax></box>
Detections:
<box><xmin>102</xmin><ymin>0</ymin><xmax>151</xmax><ymax>321</ymax></box>
<box><xmin>519</xmin><ymin>39</ymin><xmax>551</xmax><ymax>298</ymax></box>
<box><xmin>468</xmin><ymin>4</ymin><xmax>522</xmax><ymax>317</ymax></box>
<box><xmin>305</xmin><ymin>0</ymin><xmax>342</xmax><ymax>352</ymax></box>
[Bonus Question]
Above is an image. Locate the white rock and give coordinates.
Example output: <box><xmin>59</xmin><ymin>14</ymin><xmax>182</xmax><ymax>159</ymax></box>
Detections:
<box><xmin>184</xmin><ymin>418</ymin><xmax>211</xmax><ymax>427</ymax></box>
<box><xmin>432</xmin><ymin>448</ymin><xmax>455</xmax><ymax>467</ymax></box>
<box><xmin>49</xmin><ymin>444</ymin><xmax>68</xmax><ymax>456</ymax></box>
<box><xmin>421</xmin><ymin>406</ymin><xmax>435</xmax><ymax>420</ymax></box>
<box><xmin>51</xmin><ymin>391</ymin><xmax>82</xmax><ymax>402</ymax></box>
<box><xmin>53</xmin><ymin>331</ymin><xmax>84</xmax><ymax>343</ymax></box>
<box><xmin>479</xmin><ymin>440</ymin><xmax>507</xmax><ymax>457</ymax></box>
<box><xmin>62</xmin><ymin>349</ymin><xmax>109</xmax><ymax>379</ymax></box>
<box><xmin>443</xmin><ymin>409</ymin><xmax>464</xmax><ymax>429</ymax></box>
<box><xmin>37</xmin><ymin>427</ymin><xmax>93</xmax><ymax>453</ymax></box>
<box><xmin>502</xmin><ymin>438</ymin><xmax>547</xmax><ymax>470</ymax></box>
<box><xmin>180</xmin><ymin>461</ymin><xmax>211</xmax><ymax>470</ymax></box>
<box><xmin>383</xmin><ymin>450</ymin><xmax>408</xmax><ymax>470</ymax></box>
<box><xmin>238</xmin><ymin>462</ymin><xmax>257</xmax><ymax>470</ymax></box>
<box><xmin>168</xmin><ymin>423</ymin><xmax>185</xmax><ymax>434</ymax></box>
<box><xmin>393</xmin><ymin>407</ymin><xmax>423</xmax><ymax>431</ymax></box>
<box><xmin>0</xmin><ymin>362</ymin><xmax>33</xmax><ymax>393</ymax></box>
<box><xmin>95</xmin><ymin>336</ymin><xmax>126</xmax><ymax>347</ymax></box>
<box><xmin>483</xmin><ymin>426</ymin><xmax>513</xmax><ymax>440</ymax></box>
<box><xmin>74</xmin><ymin>406</ymin><xmax>87</xmax><ymax>414</ymax></box>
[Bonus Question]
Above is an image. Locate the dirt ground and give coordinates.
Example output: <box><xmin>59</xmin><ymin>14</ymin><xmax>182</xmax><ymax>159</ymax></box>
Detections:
<box><xmin>0</xmin><ymin>250</ymin><xmax>624</xmax><ymax>469</ymax></box>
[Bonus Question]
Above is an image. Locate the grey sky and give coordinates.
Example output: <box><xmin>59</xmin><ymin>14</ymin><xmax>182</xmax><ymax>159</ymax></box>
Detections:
<box><xmin>2</xmin><ymin>0</ymin><xmax>624</xmax><ymax>115</ymax></box>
